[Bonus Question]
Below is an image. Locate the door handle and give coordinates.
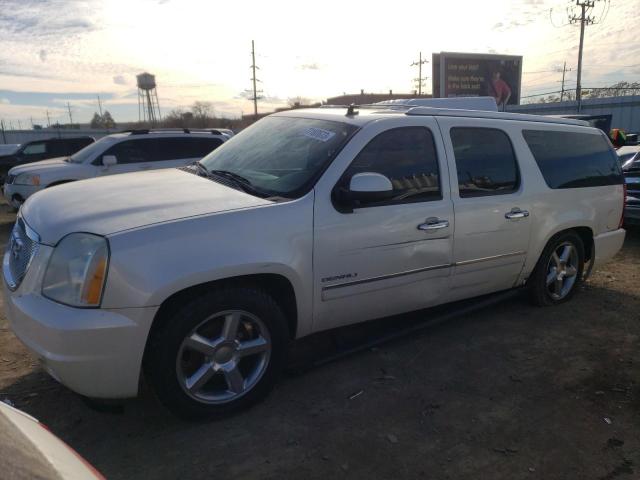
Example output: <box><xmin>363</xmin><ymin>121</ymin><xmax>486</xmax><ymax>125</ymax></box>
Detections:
<box><xmin>418</xmin><ymin>217</ymin><xmax>449</xmax><ymax>231</ymax></box>
<box><xmin>505</xmin><ymin>208</ymin><xmax>530</xmax><ymax>219</ymax></box>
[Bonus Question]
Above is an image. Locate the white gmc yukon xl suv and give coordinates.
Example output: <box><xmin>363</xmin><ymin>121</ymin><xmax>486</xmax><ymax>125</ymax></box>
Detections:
<box><xmin>3</xmin><ymin>106</ymin><xmax>625</xmax><ymax>418</ymax></box>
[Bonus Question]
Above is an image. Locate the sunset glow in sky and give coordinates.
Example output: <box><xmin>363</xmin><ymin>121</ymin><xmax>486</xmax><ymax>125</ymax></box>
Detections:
<box><xmin>0</xmin><ymin>0</ymin><xmax>638</xmax><ymax>126</ymax></box>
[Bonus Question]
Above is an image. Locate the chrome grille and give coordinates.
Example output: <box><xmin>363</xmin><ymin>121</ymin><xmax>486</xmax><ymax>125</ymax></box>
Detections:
<box><xmin>4</xmin><ymin>217</ymin><xmax>39</xmax><ymax>290</ymax></box>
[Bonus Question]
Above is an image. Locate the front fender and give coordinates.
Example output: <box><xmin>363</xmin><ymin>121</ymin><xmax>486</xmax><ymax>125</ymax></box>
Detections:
<box><xmin>102</xmin><ymin>194</ymin><xmax>315</xmax><ymax>337</ymax></box>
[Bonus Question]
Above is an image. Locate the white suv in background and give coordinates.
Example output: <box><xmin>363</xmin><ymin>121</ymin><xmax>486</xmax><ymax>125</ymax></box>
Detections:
<box><xmin>3</xmin><ymin>105</ymin><xmax>625</xmax><ymax>419</ymax></box>
<box><xmin>3</xmin><ymin>129</ymin><xmax>230</xmax><ymax>207</ymax></box>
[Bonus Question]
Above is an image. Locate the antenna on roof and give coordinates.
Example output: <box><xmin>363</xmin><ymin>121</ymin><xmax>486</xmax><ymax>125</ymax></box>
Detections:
<box><xmin>346</xmin><ymin>104</ymin><xmax>359</xmax><ymax>117</ymax></box>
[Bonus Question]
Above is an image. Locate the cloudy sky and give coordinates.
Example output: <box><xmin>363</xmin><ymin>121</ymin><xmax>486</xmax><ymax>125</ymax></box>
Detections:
<box><xmin>0</xmin><ymin>0</ymin><xmax>638</xmax><ymax>126</ymax></box>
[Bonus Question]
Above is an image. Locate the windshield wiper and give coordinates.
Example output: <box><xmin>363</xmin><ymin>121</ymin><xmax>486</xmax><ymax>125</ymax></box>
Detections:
<box><xmin>206</xmin><ymin>168</ymin><xmax>274</xmax><ymax>198</ymax></box>
<box><xmin>208</xmin><ymin>169</ymin><xmax>254</xmax><ymax>186</ymax></box>
<box><xmin>193</xmin><ymin>160</ymin><xmax>210</xmax><ymax>176</ymax></box>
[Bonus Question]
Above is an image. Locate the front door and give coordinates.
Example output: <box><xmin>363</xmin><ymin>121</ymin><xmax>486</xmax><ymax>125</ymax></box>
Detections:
<box><xmin>95</xmin><ymin>138</ymin><xmax>157</xmax><ymax>176</ymax></box>
<box><xmin>437</xmin><ymin>117</ymin><xmax>532</xmax><ymax>301</ymax></box>
<box><xmin>312</xmin><ymin>118</ymin><xmax>455</xmax><ymax>332</ymax></box>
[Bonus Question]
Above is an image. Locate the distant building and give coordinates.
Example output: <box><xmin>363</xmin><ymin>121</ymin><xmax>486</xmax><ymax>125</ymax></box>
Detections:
<box><xmin>326</xmin><ymin>90</ymin><xmax>432</xmax><ymax>105</ymax></box>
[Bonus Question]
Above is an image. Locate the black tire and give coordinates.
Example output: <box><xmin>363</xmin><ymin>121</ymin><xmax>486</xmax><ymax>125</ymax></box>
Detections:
<box><xmin>146</xmin><ymin>286</ymin><xmax>289</xmax><ymax>420</ymax></box>
<box><xmin>528</xmin><ymin>231</ymin><xmax>585</xmax><ymax>306</ymax></box>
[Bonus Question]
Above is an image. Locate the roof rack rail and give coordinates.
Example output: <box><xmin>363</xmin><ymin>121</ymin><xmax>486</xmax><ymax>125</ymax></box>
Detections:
<box><xmin>118</xmin><ymin>128</ymin><xmax>225</xmax><ymax>135</ymax></box>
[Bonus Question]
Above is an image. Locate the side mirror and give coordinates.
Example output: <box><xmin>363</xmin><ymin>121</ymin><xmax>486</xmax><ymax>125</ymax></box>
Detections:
<box><xmin>102</xmin><ymin>155</ymin><xmax>117</xmax><ymax>167</ymax></box>
<box><xmin>348</xmin><ymin>172</ymin><xmax>394</xmax><ymax>202</ymax></box>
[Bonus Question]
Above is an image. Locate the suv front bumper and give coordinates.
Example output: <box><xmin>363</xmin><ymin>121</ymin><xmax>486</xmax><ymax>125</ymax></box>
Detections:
<box><xmin>3</xmin><ymin>246</ymin><xmax>158</xmax><ymax>399</ymax></box>
<box><xmin>3</xmin><ymin>183</ymin><xmax>40</xmax><ymax>208</ymax></box>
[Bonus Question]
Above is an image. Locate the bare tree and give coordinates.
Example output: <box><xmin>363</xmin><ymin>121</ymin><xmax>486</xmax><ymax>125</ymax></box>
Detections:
<box><xmin>192</xmin><ymin>101</ymin><xmax>214</xmax><ymax>127</ymax></box>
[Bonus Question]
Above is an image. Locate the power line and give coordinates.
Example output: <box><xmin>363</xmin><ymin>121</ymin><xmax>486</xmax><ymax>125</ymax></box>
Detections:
<box><xmin>410</xmin><ymin>51</ymin><xmax>429</xmax><ymax>95</ymax></box>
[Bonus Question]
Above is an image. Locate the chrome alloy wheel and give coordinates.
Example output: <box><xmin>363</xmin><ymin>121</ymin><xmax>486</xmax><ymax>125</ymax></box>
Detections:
<box><xmin>546</xmin><ymin>242</ymin><xmax>579</xmax><ymax>300</ymax></box>
<box><xmin>176</xmin><ymin>310</ymin><xmax>271</xmax><ymax>404</ymax></box>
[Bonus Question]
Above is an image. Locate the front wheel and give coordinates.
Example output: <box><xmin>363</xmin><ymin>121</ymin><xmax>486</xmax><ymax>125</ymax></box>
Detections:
<box><xmin>146</xmin><ymin>287</ymin><xmax>289</xmax><ymax>419</ymax></box>
<box><xmin>528</xmin><ymin>231</ymin><xmax>585</xmax><ymax>306</ymax></box>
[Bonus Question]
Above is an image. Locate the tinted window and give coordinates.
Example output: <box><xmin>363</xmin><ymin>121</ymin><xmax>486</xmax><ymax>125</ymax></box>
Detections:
<box><xmin>523</xmin><ymin>130</ymin><xmax>623</xmax><ymax>188</ymax></box>
<box><xmin>22</xmin><ymin>142</ymin><xmax>46</xmax><ymax>155</ymax></box>
<box><xmin>341</xmin><ymin>127</ymin><xmax>441</xmax><ymax>207</ymax></box>
<box><xmin>187</xmin><ymin>138</ymin><xmax>223</xmax><ymax>158</ymax></box>
<box><xmin>48</xmin><ymin>140</ymin><xmax>70</xmax><ymax>156</ymax></box>
<box><xmin>154</xmin><ymin>137</ymin><xmax>224</xmax><ymax>161</ymax></box>
<box><xmin>71</xmin><ymin>138</ymin><xmax>93</xmax><ymax>152</ymax></box>
<box><xmin>101</xmin><ymin>139</ymin><xmax>156</xmax><ymax>164</ymax></box>
<box><xmin>450</xmin><ymin>128</ymin><xmax>519</xmax><ymax>197</ymax></box>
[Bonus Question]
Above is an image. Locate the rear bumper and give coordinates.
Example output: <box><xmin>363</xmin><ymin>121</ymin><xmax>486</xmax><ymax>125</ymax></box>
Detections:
<box><xmin>593</xmin><ymin>228</ymin><xmax>625</xmax><ymax>269</ymax></box>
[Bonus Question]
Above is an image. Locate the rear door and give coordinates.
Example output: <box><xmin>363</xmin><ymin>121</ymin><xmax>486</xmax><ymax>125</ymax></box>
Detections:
<box><xmin>437</xmin><ymin>117</ymin><xmax>532</xmax><ymax>301</ymax></box>
<box><xmin>313</xmin><ymin>117</ymin><xmax>455</xmax><ymax>331</ymax></box>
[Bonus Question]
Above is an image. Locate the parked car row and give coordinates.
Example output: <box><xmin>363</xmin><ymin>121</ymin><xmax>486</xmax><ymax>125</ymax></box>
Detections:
<box><xmin>618</xmin><ymin>144</ymin><xmax>640</xmax><ymax>225</ymax></box>
<box><xmin>3</xmin><ymin>129</ymin><xmax>232</xmax><ymax>208</ymax></box>
<box><xmin>2</xmin><ymin>103</ymin><xmax>625</xmax><ymax>419</ymax></box>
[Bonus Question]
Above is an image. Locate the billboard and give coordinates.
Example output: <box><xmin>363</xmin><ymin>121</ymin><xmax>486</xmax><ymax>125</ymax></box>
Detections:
<box><xmin>432</xmin><ymin>52</ymin><xmax>523</xmax><ymax>109</ymax></box>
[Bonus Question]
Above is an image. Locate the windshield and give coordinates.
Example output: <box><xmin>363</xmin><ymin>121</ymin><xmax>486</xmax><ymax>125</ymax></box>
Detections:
<box><xmin>67</xmin><ymin>136</ymin><xmax>114</xmax><ymax>163</ymax></box>
<box><xmin>199</xmin><ymin>116</ymin><xmax>358</xmax><ymax>197</ymax></box>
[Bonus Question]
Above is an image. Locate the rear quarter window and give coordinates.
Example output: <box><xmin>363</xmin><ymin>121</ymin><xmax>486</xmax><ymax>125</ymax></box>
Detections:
<box><xmin>522</xmin><ymin>129</ymin><xmax>623</xmax><ymax>189</ymax></box>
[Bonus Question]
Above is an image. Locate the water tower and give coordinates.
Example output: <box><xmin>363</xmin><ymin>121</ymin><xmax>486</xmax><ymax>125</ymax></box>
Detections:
<box><xmin>137</xmin><ymin>72</ymin><xmax>161</xmax><ymax>125</ymax></box>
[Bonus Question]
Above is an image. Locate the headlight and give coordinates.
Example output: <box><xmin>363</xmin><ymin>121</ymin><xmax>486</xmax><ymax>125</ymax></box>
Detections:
<box><xmin>14</xmin><ymin>173</ymin><xmax>40</xmax><ymax>186</ymax></box>
<box><xmin>42</xmin><ymin>233</ymin><xmax>109</xmax><ymax>307</ymax></box>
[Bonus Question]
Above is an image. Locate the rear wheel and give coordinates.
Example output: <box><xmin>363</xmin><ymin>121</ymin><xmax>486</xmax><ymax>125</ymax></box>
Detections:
<box><xmin>528</xmin><ymin>231</ymin><xmax>585</xmax><ymax>306</ymax></box>
<box><xmin>146</xmin><ymin>287</ymin><xmax>289</xmax><ymax>419</ymax></box>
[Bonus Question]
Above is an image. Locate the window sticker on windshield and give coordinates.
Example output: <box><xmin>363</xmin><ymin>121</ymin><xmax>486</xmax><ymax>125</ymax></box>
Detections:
<box><xmin>302</xmin><ymin>127</ymin><xmax>336</xmax><ymax>143</ymax></box>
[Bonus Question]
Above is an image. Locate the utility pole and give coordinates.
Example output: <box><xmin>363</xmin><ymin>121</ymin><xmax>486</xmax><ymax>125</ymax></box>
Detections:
<box><xmin>559</xmin><ymin>62</ymin><xmax>573</xmax><ymax>102</ymax></box>
<box><xmin>0</xmin><ymin>120</ymin><xmax>6</xmax><ymax>144</ymax></box>
<box><xmin>17</xmin><ymin>120</ymin><xmax>22</xmax><ymax>130</ymax></box>
<box><xmin>46</xmin><ymin>110</ymin><xmax>51</xmax><ymax>128</ymax></box>
<box><xmin>30</xmin><ymin>117</ymin><xmax>34</xmax><ymax>129</ymax></box>
<box><xmin>97</xmin><ymin>94</ymin><xmax>103</xmax><ymax>116</ymax></box>
<box><xmin>67</xmin><ymin>102</ymin><xmax>73</xmax><ymax>125</ymax></box>
<box><xmin>410</xmin><ymin>51</ymin><xmax>429</xmax><ymax>95</ymax></box>
<box><xmin>568</xmin><ymin>0</ymin><xmax>600</xmax><ymax>112</ymax></box>
<box><xmin>248</xmin><ymin>40</ymin><xmax>263</xmax><ymax>119</ymax></box>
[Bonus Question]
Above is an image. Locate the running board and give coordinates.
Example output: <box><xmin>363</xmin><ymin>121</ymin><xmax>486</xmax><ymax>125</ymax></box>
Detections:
<box><xmin>288</xmin><ymin>288</ymin><xmax>523</xmax><ymax>374</ymax></box>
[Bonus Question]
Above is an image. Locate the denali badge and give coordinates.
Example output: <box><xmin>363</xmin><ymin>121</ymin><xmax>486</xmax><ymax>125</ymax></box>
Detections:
<box><xmin>321</xmin><ymin>273</ymin><xmax>358</xmax><ymax>283</ymax></box>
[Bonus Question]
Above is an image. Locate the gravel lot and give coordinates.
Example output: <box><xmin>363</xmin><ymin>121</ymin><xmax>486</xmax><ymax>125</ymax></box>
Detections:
<box><xmin>1</xmin><ymin>203</ymin><xmax>639</xmax><ymax>480</ymax></box>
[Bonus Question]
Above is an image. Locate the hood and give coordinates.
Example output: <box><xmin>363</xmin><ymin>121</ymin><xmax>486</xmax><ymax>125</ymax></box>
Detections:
<box><xmin>21</xmin><ymin>168</ymin><xmax>274</xmax><ymax>245</ymax></box>
<box><xmin>9</xmin><ymin>157</ymin><xmax>69</xmax><ymax>175</ymax></box>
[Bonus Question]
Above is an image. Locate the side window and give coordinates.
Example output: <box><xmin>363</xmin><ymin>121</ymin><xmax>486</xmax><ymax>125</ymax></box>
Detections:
<box><xmin>22</xmin><ymin>142</ymin><xmax>47</xmax><ymax>156</ymax></box>
<box><xmin>100</xmin><ymin>139</ymin><xmax>156</xmax><ymax>164</ymax></box>
<box><xmin>340</xmin><ymin>127</ymin><xmax>441</xmax><ymax>207</ymax></box>
<box><xmin>192</xmin><ymin>138</ymin><xmax>224</xmax><ymax>157</ymax></box>
<box><xmin>450</xmin><ymin>128</ymin><xmax>519</xmax><ymax>197</ymax></box>
<box><xmin>522</xmin><ymin>130</ymin><xmax>623</xmax><ymax>188</ymax></box>
<box><xmin>153</xmin><ymin>137</ymin><xmax>224</xmax><ymax>161</ymax></box>
<box><xmin>70</xmin><ymin>138</ymin><xmax>92</xmax><ymax>153</ymax></box>
<box><xmin>48</xmin><ymin>140</ymin><xmax>68</xmax><ymax>156</ymax></box>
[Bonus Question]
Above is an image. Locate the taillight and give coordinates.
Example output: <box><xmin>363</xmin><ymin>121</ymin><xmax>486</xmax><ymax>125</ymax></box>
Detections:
<box><xmin>619</xmin><ymin>183</ymin><xmax>627</xmax><ymax>229</ymax></box>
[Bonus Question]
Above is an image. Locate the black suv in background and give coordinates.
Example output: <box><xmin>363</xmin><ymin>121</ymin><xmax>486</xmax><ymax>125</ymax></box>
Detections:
<box><xmin>0</xmin><ymin>136</ymin><xmax>94</xmax><ymax>182</ymax></box>
<box><xmin>622</xmin><ymin>148</ymin><xmax>640</xmax><ymax>226</ymax></box>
